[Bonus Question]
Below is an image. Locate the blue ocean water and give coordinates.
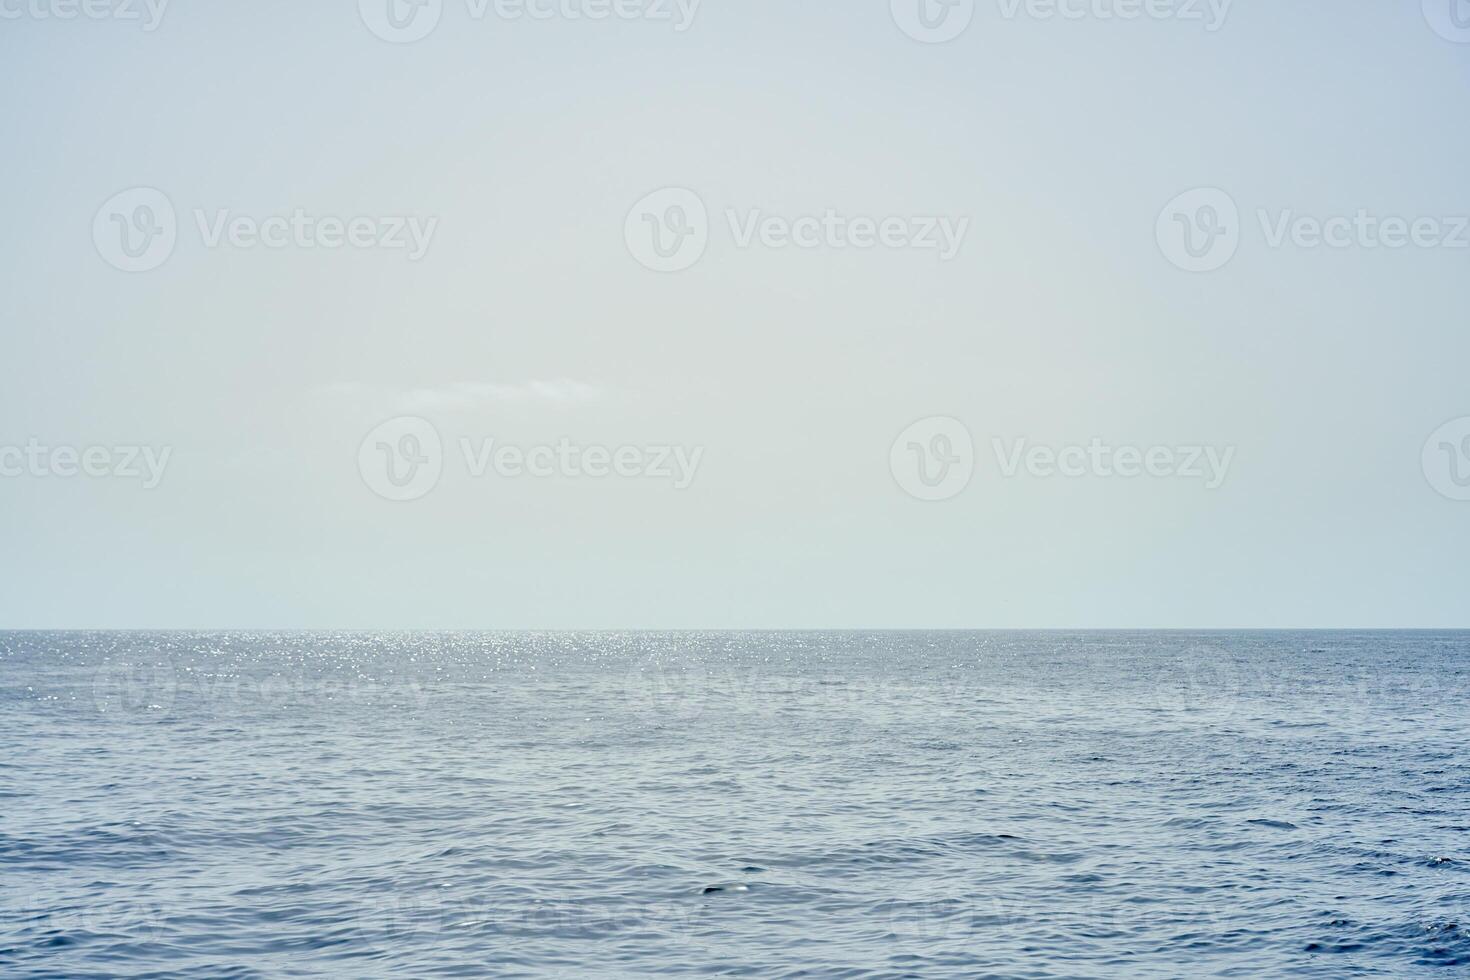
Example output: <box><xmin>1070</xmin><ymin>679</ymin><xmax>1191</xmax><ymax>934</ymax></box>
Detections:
<box><xmin>2</xmin><ymin>631</ymin><xmax>1469</xmax><ymax>978</ymax></box>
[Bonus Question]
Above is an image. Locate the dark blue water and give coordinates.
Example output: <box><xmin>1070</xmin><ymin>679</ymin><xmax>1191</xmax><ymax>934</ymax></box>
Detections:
<box><xmin>2</xmin><ymin>631</ymin><xmax>1469</xmax><ymax>977</ymax></box>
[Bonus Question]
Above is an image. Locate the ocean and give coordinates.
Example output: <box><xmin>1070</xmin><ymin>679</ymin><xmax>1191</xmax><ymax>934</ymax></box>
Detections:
<box><xmin>2</xmin><ymin>630</ymin><xmax>1468</xmax><ymax>977</ymax></box>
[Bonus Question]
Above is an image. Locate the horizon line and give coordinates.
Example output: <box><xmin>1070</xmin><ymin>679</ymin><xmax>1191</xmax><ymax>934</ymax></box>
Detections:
<box><xmin>3</xmin><ymin>626</ymin><xmax>1470</xmax><ymax>634</ymax></box>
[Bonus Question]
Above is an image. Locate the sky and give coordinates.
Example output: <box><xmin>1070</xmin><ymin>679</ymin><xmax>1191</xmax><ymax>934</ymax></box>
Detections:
<box><xmin>1</xmin><ymin>0</ymin><xmax>1468</xmax><ymax>628</ymax></box>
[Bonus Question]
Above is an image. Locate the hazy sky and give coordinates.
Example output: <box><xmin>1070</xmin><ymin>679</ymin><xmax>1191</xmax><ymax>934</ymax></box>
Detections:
<box><xmin>2</xmin><ymin>1</ymin><xmax>1468</xmax><ymax>628</ymax></box>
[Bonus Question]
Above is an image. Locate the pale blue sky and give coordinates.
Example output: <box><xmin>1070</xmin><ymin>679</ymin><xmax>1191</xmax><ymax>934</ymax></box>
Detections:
<box><xmin>1</xmin><ymin>2</ymin><xmax>1467</xmax><ymax>627</ymax></box>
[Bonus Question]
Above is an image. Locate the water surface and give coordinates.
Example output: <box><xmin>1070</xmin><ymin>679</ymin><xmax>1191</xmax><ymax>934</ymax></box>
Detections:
<box><xmin>2</xmin><ymin>631</ymin><xmax>1468</xmax><ymax>977</ymax></box>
